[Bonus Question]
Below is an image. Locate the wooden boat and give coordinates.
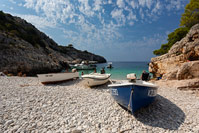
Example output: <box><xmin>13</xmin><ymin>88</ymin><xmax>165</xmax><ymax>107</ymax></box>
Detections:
<box><xmin>108</xmin><ymin>80</ymin><xmax>158</xmax><ymax>114</ymax></box>
<box><xmin>82</xmin><ymin>73</ymin><xmax>111</xmax><ymax>87</ymax></box>
<box><xmin>37</xmin><ymin>72</ymin><xmax>79</xmax><ymax>84</ymax></box>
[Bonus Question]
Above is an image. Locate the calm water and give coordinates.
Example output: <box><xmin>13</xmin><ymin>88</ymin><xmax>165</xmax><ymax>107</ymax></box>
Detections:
<box><xmin>78</xmin><ymin>61</ymin><xmax>149</xmax><ymax>80</ymax></box>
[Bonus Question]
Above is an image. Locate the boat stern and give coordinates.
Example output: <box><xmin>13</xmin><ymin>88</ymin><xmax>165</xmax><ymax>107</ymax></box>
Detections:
<box><xmin>108</xmin><ymin>81</ymin><xmax>158</xmax><ymax>114</ymax></box>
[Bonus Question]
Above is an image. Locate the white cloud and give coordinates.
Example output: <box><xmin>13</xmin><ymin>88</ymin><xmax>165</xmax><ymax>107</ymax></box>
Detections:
<box><xmin>122</xmin><ymin>33</ymin><xmax>167</xmax><ymax>48</ymax></box>
<box><xmin>24</xmin><ymin>0</ymin><xmax>35</xmax><ymax>9</ymax></box>
<box><xmin>21</xmin><ymin>0</ymin><xmax>187</xmax><ymax>32</ymax></box>
<box><xmin>78</xmin><ymin>0</ymin><xmax>94</xmax><ymax>16</ymax></box>
<box><xmin>139</xmin><ymin>8</ymin><xmax>144</xmax><ymax>19</ymax></box>
<box><xmin>18</xmin><ymin>3</ymin><xmax>23</xmax><ymax>7</ymax></box>
<box><xmin>117</xmin><ymin>0</ymin><xmax>125</xmax><ymax>8</ymax></box>
<box><xmin>98</xmin><ymin>13</ymin><xmax>105</xmax><ymax>25</ymax></box>
<box><xmin>19</xmin><ymin>0</ymin><xmax>188</xmax><ymax>52</ymax></box>
<box><xmin>152</xmin><ymin>1</ymin><xmax>161</xmax><ymax>14</ymax></box>
<box><xmin>145</xmin><ymin>0</ymin><xmax>153</xmax><ymax>9</ymax></box>
<box><xmin>166</xmin><ymin>0</ymin><xmax>183</xmax><ymax>11</ymax></box>
<box><xmin>111</xmin><ymin>9</ymin><xmax>123</xmax><ymax>18</ymax></box>
<box><xmin>137</xmin><ymin>0</ymin><xmax>152</xmax><ymax>9</ymax></box>
<box><xmin>8</xmin><ymin>0</ymin><xmax>16</xmax><ymax>4</ymax></box>
<box><xmin>24</xmin><ymin>0</ymin><xmax>76</xmax><ymax>24</ymax></box>
<box><xmin>15</xmin><ymin>14</ymin><xmax>56</xmax><ymax>29</ymax></box>
<box><xmin>128</xmin><ymin>0</ymin><xmax>138</xmax><ymax>9</ymax></box>
<box><xmin>93</xmin><ymin>0</ymin><xmax>102</xmax><ymax>11</ymax></box>
<box><xmin>127</xmin><ymin>11</ymin><xmax>136</xmax><ymax>21</ymax></box>
<box><xmin>111</xmin><ymin>8</ymin><xmax>126</xmax><ymax>26</ymax></box>
<box><xmin>108</xmin><ymin>0</ymin><xmax>112</xmax><ymax>4</ymax></box>
<box><xmin>138</xmin><ymin>0</ymin><xmax>146</xmax><ymax>7</ymax></box>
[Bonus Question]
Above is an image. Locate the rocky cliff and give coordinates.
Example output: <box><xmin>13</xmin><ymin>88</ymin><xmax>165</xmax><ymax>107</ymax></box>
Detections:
<box><xmin>149</xmin><ymin>24</ymin><xmax>199</xmax><ymax>80</ymax></box>
<box><xmin>0</xmin><ymin>11</ymin><xmax>106</xmax><ymax>76</ymax></box>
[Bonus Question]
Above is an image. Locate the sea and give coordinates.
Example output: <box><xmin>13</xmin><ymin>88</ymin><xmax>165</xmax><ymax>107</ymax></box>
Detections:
<box><xmin>77</xmin><ymin>61</ymin><xmax>150</xmax><ymax>80</ymax></box>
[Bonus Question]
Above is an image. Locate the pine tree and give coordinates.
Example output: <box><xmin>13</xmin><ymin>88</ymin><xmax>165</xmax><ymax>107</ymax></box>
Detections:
<box><xmin>180</xmin><ymin>0</ymin><xmax>199</xmax><ymax>28</ymax></box>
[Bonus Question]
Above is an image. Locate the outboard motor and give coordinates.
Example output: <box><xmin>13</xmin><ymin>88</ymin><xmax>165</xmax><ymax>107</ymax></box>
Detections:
<box><xmin>127</xmin><ymin>73</ymin><xmax>137</xmax><ymax>82</ymax></box>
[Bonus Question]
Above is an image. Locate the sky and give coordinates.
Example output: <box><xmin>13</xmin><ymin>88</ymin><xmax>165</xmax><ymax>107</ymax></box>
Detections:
<box><xmin>0</xmin><ymin>0</ymin><xmax>189</xmax><ymax>61</ymax></box>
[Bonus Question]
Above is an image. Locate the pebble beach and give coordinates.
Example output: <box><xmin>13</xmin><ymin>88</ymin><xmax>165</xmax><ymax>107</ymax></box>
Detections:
<box><xmin>0</xmin><ymin>77</ymin><xmax>199</xmax><ymax>133</ymax></box>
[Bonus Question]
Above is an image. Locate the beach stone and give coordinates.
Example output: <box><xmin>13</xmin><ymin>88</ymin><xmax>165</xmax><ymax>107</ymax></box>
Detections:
<box><xmin>101</xmin><ymin>128</ymin><xmax>110</xmax><ymax>133</ymax></box>
<box><xmin>10</xmin><ymin>125</ymin><xmax>20</xmax><ymax>132</ymax></box>
<box><xmin>1</xmin><ymin>77</ymin><xmax>199</xmax><ymax>132</ymax></box>
<box><xmin>111</xmin><ymin>128</ymin><xmax>118</xmax><ymax>132</ymax></box>
<box><xmin>72</xmin><ymin>130</ymin><xmax>82</xmax><ymax>133</ymax></box>
<box><xmin>5</xmin><ymin>120</ymin><xmax>14</xmax><ymax>127</ymax></box>
<box><xmin>63</xmin><ymin>130</ymin><xmax>70</xmax><ymax>133</ymax></box>
<box><xmin>47</xmin><ymin>130</ymin><xmax>53</xmax><ymax>133</ymax></box>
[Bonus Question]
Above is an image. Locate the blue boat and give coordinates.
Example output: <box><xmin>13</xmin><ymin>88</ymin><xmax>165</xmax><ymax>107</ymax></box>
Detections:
<box><xmin>108</xmin><ymin>80</ymin><xmax>158</xmax><ymax>114</ymax></box>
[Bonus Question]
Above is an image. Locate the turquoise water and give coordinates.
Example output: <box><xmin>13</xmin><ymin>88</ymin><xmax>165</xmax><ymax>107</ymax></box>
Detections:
<box><xmin>77</xmin><ymin>61</ymin><xmax>149</xmax><ymax>80</ymax></box>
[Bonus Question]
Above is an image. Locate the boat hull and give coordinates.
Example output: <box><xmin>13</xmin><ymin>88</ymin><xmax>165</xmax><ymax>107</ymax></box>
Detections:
<box><xmin>71</xmin><ymin>64</ymin><xmax>96</xmax><ymax>70</ymax></box>
<box><xmin>76</xmin><ymin>66</ymin><xmax>96</xmax><ymax>70</ymax></box>
<box><xmin>109</xmin><ymin>81</ymin><xmax>157</xmax><ymax>113</ymax></box>
<box><xmin>82</xmin><ymin>73</ymin><xmax>111</xmax><ymax>87</ymax></box>
<box><xmin>37</xmin><ymin>72</ymin><xmax>79</xmax><ymax>84</ymax></box>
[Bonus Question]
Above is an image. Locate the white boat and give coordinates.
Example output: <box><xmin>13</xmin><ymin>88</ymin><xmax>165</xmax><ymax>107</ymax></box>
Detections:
<box><xmin>74</xmin><ymin>64</ymin><xmax>96</xmax><ymax>70</ymax></box>
<box><xmin>82</xmin><ymin>73</ymin><xmax>111</xmax><ymax>87</ymax></box>
<box><xmin>37</xmin><ymin>72</ymin><xmax>79</xmax><ymax>84</ymax></box>
<box><xmin>70</xmin><ymin>62</ymin><xmax>96</xmax><ymax>70</ymax></box>
<box><xmin>107</xmin><ymin>62</ymin><xmax>113</xmax><ymax>68</ymax></box>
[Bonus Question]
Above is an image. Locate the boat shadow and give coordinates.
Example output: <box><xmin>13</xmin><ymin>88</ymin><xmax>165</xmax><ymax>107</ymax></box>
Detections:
<box><xmin>133</xmin><ymin>94</ymin><xmax>185</xmax><ymax>130</ymax></box>
<box><xmin>89</xmin><ymin>81</ymin><xmax>111</xmax><ymax>90</ymax></box>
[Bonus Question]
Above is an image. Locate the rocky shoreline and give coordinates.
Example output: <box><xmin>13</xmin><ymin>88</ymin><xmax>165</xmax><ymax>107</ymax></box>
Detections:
<box><xmin>149</xmin><ymin>24</ymin><xmax>199</xmax><ymax>80</ymax></box>
<box><xmin>0</xmin><ymin>11</ymin><xmax>106</xmax><ymax>76</ymax></box>
<box><xmin>0</xmin><ymin>77</ymin><xmax>199</xmax><ymax>132</ymax></box>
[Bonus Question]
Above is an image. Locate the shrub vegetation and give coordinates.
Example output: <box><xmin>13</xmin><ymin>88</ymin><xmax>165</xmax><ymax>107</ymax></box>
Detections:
<box><xmin>0</xmin><ymin>11</ymin><xmax>46</xmax><ymax>48</ymax></box>
<box><xmin>153</xmin><ymin>0</ymin><xmax>199</xmax><ymax>55</ymax></box>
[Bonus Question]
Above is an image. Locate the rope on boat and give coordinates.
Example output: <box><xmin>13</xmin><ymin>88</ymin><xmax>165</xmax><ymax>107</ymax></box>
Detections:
<box><xmin>128</xmin><ymin>88</ymin><xmax>133</xmax><ymax>113</ymax></box>
<box><xmin>109</xmin><ymin>79</ymin><xmax>113</xmax><ymax>84</ymax></box>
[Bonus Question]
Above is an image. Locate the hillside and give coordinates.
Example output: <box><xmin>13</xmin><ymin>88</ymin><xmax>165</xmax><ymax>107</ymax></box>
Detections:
<box><xmin>0</xmin><ymin>11</ymin><xmax>106</xmax><ymax>75</ymax></box>
<box><xmin>149</xmin><ymin>23</ymin><xmax>199</xmax><ymax>89</ymax></box>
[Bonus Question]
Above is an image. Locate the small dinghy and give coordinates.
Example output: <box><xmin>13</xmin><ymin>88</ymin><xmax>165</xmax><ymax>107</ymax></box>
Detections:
<box><xmin>82</xmin><ymin>73</ymin><xmax>111</xmax><ymax>87</ymax></box>
<box><xmin>37</xmin><ymin>72</ymin><xmax>79</xmax><ymax>84</ymax></box>
<box><xmin>108</xmin><ymin>73</ymin><xmax>158</xmax><ymax>114</ymax></box>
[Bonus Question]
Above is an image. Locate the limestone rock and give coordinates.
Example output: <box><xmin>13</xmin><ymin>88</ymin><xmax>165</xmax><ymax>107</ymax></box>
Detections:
<box><xmin>177</xmin><ymin>61</ymin><xmax>199</xmax><ymax>80</ymax></box>
<box><xmin>149</xmin><ymin>24</ymin><xmax>199</xmax><ymax>80</ymax></box>
<box><xmin>0</xmin><ymin>11</ymin><xmax>106</xmax><ymax>76</ymax></box>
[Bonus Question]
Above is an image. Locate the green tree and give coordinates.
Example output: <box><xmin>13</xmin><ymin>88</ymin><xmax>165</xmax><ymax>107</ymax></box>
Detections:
<box><xmin>68</xmin><ymin>44</ymin><xmax>73</xmax><ymax>47</ymax></box>
<box><xmin>153</xmin><ymin>0</ymin><xmax>199</xmax><ymax>56</ymax></box>
<box><xmin>180</xmin><ymin>0</ymin><xmax>199</xmax><ymax>28</ymax></box>
<box><xmin>153</xmin><ymin>27</ymin><xmax>189</xmax><ymax>55</ymax></box>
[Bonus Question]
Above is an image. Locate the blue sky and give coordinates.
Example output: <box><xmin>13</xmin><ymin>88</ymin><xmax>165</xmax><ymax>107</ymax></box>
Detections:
<box><xmin>0</xmin><ymin>0</ymin><xmax>189</xmax><ymax>61</ymax></box>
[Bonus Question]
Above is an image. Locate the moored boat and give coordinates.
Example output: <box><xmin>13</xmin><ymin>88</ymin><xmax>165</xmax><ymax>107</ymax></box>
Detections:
<box><xmin>107</xmin><ymin>62</ymin><xmax>113</xmax><ymax>69</ymax></box>
<box><xmin>75</xmin><ymin>64</ymin><xmax>96</xmax><ymax>70</ymax></box>
<box><xmin>108</xmin><ymin>80</ymin><xmax>158</xmax><ymax>114</ymax></box>
<box><xmin>70</xmin><ymin>62</ymin><xmax>96</xmax><ymax>70</ymax></box>
<box><xmin>82</xmin><ymin>73</ymin><xmax>111</xmax><ymax>87</ymax></box>
<box><xmin>37</xmin><ymin>72</ymin><xmax>79</xmax><ymax>84</ymax></box>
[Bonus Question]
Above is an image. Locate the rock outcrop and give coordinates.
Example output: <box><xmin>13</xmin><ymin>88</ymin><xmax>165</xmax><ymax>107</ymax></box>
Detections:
<box><xmin>0</xmin><ymin>11</ymin><xmax>106</xmax><ymax>76</ymax></box>
<box><xmin>149</xmin><ymin>24</ymin><xmax>199</xmax><ymax>80</ymax></box>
